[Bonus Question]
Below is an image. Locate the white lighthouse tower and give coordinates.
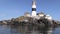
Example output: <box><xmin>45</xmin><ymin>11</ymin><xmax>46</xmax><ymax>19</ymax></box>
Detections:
<box><xmin>32</xmin><ymin>0</ymin><xmax>36</xmax><ymax>17</ymax></box>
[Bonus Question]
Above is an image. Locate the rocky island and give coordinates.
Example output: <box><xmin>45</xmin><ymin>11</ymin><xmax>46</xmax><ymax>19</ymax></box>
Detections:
<box><xmin>0</xmin><ymin>15</ymin><xmax>60</xmax><ymax>27</ymax></box>
<box><xmin>0</xmin><ymin>0</ymin><xmax>60</xmax><ymax>27</ymax></box>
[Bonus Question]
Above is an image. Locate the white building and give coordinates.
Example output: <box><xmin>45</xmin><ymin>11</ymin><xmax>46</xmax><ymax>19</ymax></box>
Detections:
<box><xmin>37</xmin><ymin>12</ymin><xmax>45</xmax><ymax>17</ymax></box>
<box><xmin>45</xmin><ymin>14</ymin><xmax>52</xmax><ymax>20</ymax></box>
<box><xmin>24</xmin><ymin>12</ymin><xmax>30</xmax><ymax>17</ymax></box>
<box><xmin>24</xmin><ymin>0</ymin><xmax>52</xmax><ymax>20</ymax></box>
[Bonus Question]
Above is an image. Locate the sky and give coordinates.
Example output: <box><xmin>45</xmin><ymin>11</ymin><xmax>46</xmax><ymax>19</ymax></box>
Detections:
<box><xmin>0</xmin><ymin>0</ymin><xmax>60</xmax><ymax>20</ymax></box>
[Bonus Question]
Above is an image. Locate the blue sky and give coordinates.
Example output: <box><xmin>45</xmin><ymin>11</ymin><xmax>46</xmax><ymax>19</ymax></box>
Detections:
<box><xmin>0</xmin><ymin>0</ymin><xmax>60</xmax><ymax>20</ymax></box>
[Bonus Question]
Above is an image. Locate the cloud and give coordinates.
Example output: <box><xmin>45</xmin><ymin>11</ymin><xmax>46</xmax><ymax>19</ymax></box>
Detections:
<box><xmin>14</xmin><ymin>10</ymin><xmax>19</xmax><ymax>14</ymax></box>
<box><xmin>0</xmin><ymin>14</ymin><xmax>7</xmax><ymax>20</ymax></box>
<box><xmin>9</xmin><ymin>10</ymin><xmax>20</xmax><ymax>14</ymax></box>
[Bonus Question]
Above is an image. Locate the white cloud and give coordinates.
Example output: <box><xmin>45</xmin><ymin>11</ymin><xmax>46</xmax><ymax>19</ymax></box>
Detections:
<box><xmin>0</xmin><ymin>14</ymin><xmax>7</xmax><ymax>20</ymax></box>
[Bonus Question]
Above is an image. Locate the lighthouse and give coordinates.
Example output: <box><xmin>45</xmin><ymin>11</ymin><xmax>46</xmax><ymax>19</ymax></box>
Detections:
<box><xmin>32</xmin><ymin>0</ymin><xmax>36</xmax><ymax>17</ymax></box>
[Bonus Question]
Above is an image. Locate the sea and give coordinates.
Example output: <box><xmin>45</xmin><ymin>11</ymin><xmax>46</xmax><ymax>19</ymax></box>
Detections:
<box><xmin>0</xmin><ymin>25</ymin><xmax>60</xmax><ymax>34</ymax></box>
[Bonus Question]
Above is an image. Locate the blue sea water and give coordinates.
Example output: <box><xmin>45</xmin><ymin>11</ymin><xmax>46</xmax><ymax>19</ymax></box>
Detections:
<box><xmin>0</xmin><ymin>25</ymin><xmax>60</xmax><ymax>34</ymax></box>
